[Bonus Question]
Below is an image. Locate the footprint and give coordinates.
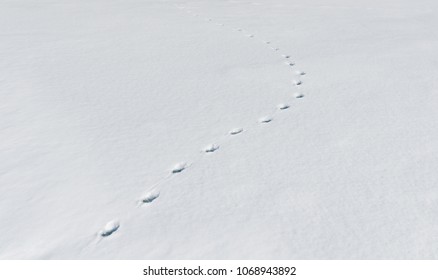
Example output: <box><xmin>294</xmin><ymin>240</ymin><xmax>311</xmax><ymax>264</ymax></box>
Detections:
<box><xmin>271</xmin><ymin>47</ymin><xmax>280</xmax><ymax>51</ymax></box>
<box><xmin>277</xmin><ymin>103</ymin><xmax>290</xmax><ymax>110</ymax></box>
<box><xmin>282</xmin><ymin>54</ymin><xmax>290</xmax><ymax>58</ymax></box>
<box><xmin>141</xmin><ymin>189</ymin><xmax>160</xmax><ymax>204</ymax></box>
<box><xmin>259</xmin><ymin>116</ymin><xmax>273</xmax><ymax>123</ymax></box>
<box><xmin>295</xmin><ymin>70</ymin><xmax>306</xmax><ymax>76</ymax></box>
<box><xmin>172</xmin><ymin>162</ymin><xmax>186</xmax><ymax>173</ymax></box>
<box><xmin>100</xmin><ymin>220</ymin><xmax>120</xmax><ymax>237</ymax></box>
<box><xmin>247</xmin><ymin>34</ymin><xmax>255</xmax><ymax>38</ymax></box>
<box><xmin>294</xmin><ymin>92</ymin><xmax>304</xmax><ymax>98</ymax></box>
<box><xmin>284</xmin><ymin>61</ymin><xmax>295</xmax><ymax>66</ymax></box>
<box><xmin>293</xmin><ymin>79</ymin><xmax>302</xmax><ymax>86</ymax></box>
<box><xmin>265</xmin><ymin>41</ymin><xmax>271</xmax><ymax>44</ymax></box>
<box><xmin>236</xmin><ymin>28</ymin><xmax>243</xmax><ymax>32</ymax></box>
<box><xmin>229</xmin><ymin>128</ymin><xmax>243</xmax><ymax>135</ymax></box>
<box><xmin>203</xmin><ymin>144</ymin><xmax>219</xmax><ymax>153</ymax></box>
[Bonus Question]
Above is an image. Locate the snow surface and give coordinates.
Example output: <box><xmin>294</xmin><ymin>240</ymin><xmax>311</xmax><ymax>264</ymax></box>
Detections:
<box><xmin>1</xmin><ymin>0</ymin><xmax>438</xmax><ymax>259</ymax></box>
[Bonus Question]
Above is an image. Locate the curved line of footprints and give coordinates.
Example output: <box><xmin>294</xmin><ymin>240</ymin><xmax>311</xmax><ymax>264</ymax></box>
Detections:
<box><xmin>97</xmin><ymin>4</ymin><xmax>307</xmax><ymax>239</ymax></box>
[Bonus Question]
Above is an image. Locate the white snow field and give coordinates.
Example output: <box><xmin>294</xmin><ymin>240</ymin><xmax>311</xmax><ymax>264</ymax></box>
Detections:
<box><xmin>1</xmin><ymin>0</ymin><xmax>438</xmax><ymax>259</ymax></box>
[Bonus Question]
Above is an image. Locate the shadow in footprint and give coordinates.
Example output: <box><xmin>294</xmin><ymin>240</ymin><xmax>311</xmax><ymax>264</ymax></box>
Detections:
<box><xmin>203</xmin><ymin>144</ymin><xmax>219</xmax><ymax>153</ymax></box>
<box><xmin>293</xmin><ymin>80</ymin><xmax>302</xmax><ymax>86</ymax></box>
<box><xmin>172</xmin><ymin>163</ymin><xmax>186</xmax><ymax>173</ymax></box>
<box><xmin>294</xmin><ymin>93</ymin><xmax>304</xmax><ymax>99</ymax></box>
<box><xmin>259</xmin><ymin>116</ymin><xmax>273</xmax><ymax>123</ymax></box>
<box><xmin>229</xmin><ymin>128</ymin><xmax>243</xmax><ymax>135</ymax></box>
<box><xmin>278</xmin><ymin>104</ymin><xmax>290</xmax><ymax>110</ymax></box>
<box><xmin>141</xmin><ymin>189</ymin><xmax>160</xmax><ymax>204</ymax></box>
<box><xmin>100</xmin><ymin>220</ymin><xmax>120</xmax><ymax>237</ymax></box>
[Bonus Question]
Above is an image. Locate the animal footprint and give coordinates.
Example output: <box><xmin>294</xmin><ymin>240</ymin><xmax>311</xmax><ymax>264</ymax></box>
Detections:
<box><xmin>282</xmin><ymin>54</ymin><xmax>290</xmax><ymax>58</ymax></box>
<box><xmin>293</xmin><ymin>79</ymin><xmax>302</xmax><ymax>86</ymax></box>
<box><xmin>100</xmin><ymin>220</ymin><xmax>120</xmax><ymax>237</ymax></box>
<box><xmin>277</xmin><ymin>103</ymin><xmax>290</xmax><ymax>110</ymax></box>
<box><xmin>172</xmin><ymin>162</ymin><xmax>187</xmax><ymax>173</ymax></box>
<box><xmin>294</xmin><ymin>92</ymin><xmax>304</xmax><ymax>99</ymax></box>
<box><xmin>295</xmin><ymin>70</ymin><xmax>306</xmax><ymax>76</ymax></box>
<box><xmin>284</xmin><ymin>61</ymin><xmax>294</xmax><ymax>66</ymax></box>
<box><xmin>229</xmin><ymin>128</ymin><xmax>243</xmax><ymax>135</ymax></box>
<box><xmin>259</xmin><ymin>116</ymin><xmax>272</xmax><ymax>123</ymax></box>
<box><xmin>247</xmin><ymin>34</ymin><xmax>255</xmax><ymax>38</ymax></box>
<box><xmin>203</xmin><ymin>144</ymin><xmax>219</xmax><ymax>153</ymax></box>
<box><xmin>141</xmin><ymin>189</ymin><xmax>160</xmax><ymax>204</ymax></box>
<box><xmin>265</xmin><ymin>41</ymin><xmax>271</xmax><ymax>44</ymax></box>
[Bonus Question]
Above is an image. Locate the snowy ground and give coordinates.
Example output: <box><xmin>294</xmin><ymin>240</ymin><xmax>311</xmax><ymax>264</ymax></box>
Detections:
<box><xmin>1</xmin><ymin>0</ymin><xmax>438</xmax><ymax>259</ymax></box>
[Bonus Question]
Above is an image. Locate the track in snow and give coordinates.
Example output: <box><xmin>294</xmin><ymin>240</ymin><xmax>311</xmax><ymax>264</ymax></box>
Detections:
<box><xmin>96</xmin><ymin>2</ymin><xmax>309</xmax><ymax>242</ymax></box>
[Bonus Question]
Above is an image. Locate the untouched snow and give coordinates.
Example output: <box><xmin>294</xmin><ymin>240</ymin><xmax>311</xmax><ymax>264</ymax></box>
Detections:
<box><xmin>1</xmin><ymin>0</ymin><xmax>438</xmax><ymax>259</ymax></box>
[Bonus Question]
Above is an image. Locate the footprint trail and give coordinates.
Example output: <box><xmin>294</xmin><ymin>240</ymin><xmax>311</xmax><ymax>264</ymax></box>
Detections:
<box><xmin>91</xmin><ymin>2</ymin><xmax>310</xmax><ymax>242</ymax></box>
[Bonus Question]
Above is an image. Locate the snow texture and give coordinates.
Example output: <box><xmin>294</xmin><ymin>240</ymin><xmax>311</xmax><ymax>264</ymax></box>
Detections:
<box><xmin>1</xmin><ymin>0</ymin><xmax>438</xmax><ymax>259</ymax></box>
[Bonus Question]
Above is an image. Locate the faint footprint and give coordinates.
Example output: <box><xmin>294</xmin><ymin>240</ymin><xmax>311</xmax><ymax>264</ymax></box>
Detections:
<box><xmin>229</xmin><ymin>128</ymin><xmax>243</xmax><ymax>135</ymax></box>
<box><xmin>277</xmin><ymin>103</ymin><xmax>290</xmax><ymax>110</ymax></box>
<box><xmin>99</xmin><ymin>220</ymin><xmax>120</xmax><ymax>237</ymax></box>
<box><xmin>203</xmin><ymin>144</ymin><xmax>220</xmax><ymax>153</ymax></box>
<box><xmin>140</xmin><ymin>189</ymin><xmax>160</xmax><ymax>204</ymax></box>
<box><xmin>247</xmin><ymin>34</ymin><xmax>255</xmax><ymax>38</ymax></box>
<box><xmin>172</xmin><ymin>162</ymin><xmax>187</xmax><ymax>173</ymax></box>
<box><xmin>259</xmin><ymin>116</ymin><xmax>273</xmax><ymax>123</ymax></box>
<box><xmin>285</xmin><ymin>61</ymin><xmax>295</xmax><ymax>66</ymax></box>
<box><xmin>282</xmin><ymin>54</ymin><xmax>290</xmax><ymax>58</ymax></box>
<box><xmin>295</xmin><ymin>70</ymin><xmax>306</xmax><ymax>76</ymax></box>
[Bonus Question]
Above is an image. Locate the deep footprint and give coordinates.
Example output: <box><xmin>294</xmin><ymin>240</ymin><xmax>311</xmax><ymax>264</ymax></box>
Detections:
<box><xmin>172</xmin><ymin>163</ymin><xmax>187</xmax><ymax>173</ymax></box>
<box><xmin>141</xmin><ymin>189</ymin><xmax>160</xmax><ymax>204</ymax></box>
<box><xmin>100</xmin><ymin>220</ymin><xmax>120</xmax><ymax>237</ymax></box>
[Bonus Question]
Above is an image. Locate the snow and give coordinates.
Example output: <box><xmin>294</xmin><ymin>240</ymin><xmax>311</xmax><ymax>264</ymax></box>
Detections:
<box><xmin>1</xmin><ymin>0</ymin><xmax>438</xmax><ymax>259</ymax></box>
